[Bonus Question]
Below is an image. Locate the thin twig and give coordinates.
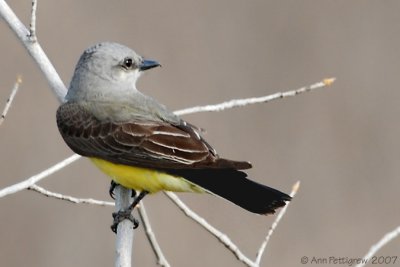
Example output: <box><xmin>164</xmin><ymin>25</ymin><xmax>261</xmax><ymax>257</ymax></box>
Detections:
<box><xmin>0</xmin><ymin>154</ymin><xmax>81</xmax><ymax>198</ymax></box>
<box><xmin>355</xmin><ymin>225</ymin><xmax>400</xmax><ymax>267</ymax></box>
<box><xmin>138</xmin><ymin>203</ymin><xmax>171</xmax><ymax>267</ymax></box>
<box><xmin>0</xmin><ymin>0</ymin><xmax>66</xmax><ymax>101</ymax></box>
<box><xmin>27</xmin><ymin>182</ymin><xmax>134</xmax><ymax>267</ymax></box>
<box><xmin>28</xmin><ymin>0</ymin><xmax>37</xmax><ymax>41</ymax></box>
<box><xmin>1</xmin><ymin>4</ymin><xmax>333</xmax><ymax>266</ymax></box>
<box><xmin>255</xmin><ymin>181</ymin><xmax>300</xmax><ymax>265</ymax></box>
<box><xmin>0</xmin><ymin>76</ymin><xmax>22</xmax><ymax>126</ymax></box>
<box><xmin>174</xmin><ymin>78</ymin><xmax>335</xmax><ymax>116</ymax></box>
<box><xmin>28</xmin><ymin>184</ymin><xmax>114</xmax><ymax>206</ymax></box>
<box><xmin>1</xmin><ymin>2</ymin><xmax>125</xmax><ymax>266</ymax></box>
<box><xmin>164</xmin><ymin>191</ymin><xmax>256</xmax><ymax>267</ymax></box>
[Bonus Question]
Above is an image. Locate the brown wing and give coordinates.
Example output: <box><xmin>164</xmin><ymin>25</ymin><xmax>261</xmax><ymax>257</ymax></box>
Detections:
<box><xmin>56</xmin><ymin>102</ymin><xmax>251</xmax><ymax>170</ymax></box>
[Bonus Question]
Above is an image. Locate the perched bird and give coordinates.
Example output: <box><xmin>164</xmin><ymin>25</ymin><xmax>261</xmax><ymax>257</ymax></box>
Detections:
<box><xmin>56</xmin><ymin>42</ymin><xmax>291</xmax><ymax>227</ymax></box>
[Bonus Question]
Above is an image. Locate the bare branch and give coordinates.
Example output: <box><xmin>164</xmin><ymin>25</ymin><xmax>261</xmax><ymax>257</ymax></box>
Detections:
<box><xmin>26</xmin><ymin>185</ymin><xmax>170</xmax><ymax>266</ymax></box>
<box><xmin>355</xmin><ymin>225</ymin><xmax>400</xmax><ymax>267</ymax></box>
<box><xmin>0</xmin><ymin>3</ymin><xmax>137</xmax><ymax>264</ymax></box>
<box><xmin>174</xmin><ymin>78</ymin><xmax>335</xmax><ymax>116</ymax></box>
<box><xmin>28</xmin><ymin>184</ymin><xmax>114</xmax><ymax>206</ymax></box>
<box><xmin>255</xmin><ymin>181</ymin><xmax>300</xmax><ymax>265</ymax></box>
<box><xmin>0</xmin><ymin>0</ymin><xmax>66</xmax><ymax>101</ymax></box>
<box><xmin>28</xmin><ymin>0</ymin><xmax>37</xmax><ymax>41</ymax></box>
<box><xmin>114</xmin><ymin>186</ymin><xmax>135</xmax><ymax>267</ymax></box>
<box><xmin>0</xmin><ymin>154</ymin><xmax>81</xmax><ymax>198</ymax></box>
<box><xmin>138</xmin><ymin>203</ymin><xmax>171</xmax><ymax>267</ymax></box>
<box><xmin>164</xmin><ymin>191</ymin><xmax>256</xmax><ymax>267</ymax></box>
<box><xmin>1</xmin><ymin>3</ymin><xmax>332</xmax><ymax>266</ymax></box>
<box><xmin>0</xmin><ymin>76</ymin><xmax>22</xmax><ymax>126</ymax></box>
<box><xmin>166</xmin><ymin>182</ymin><xmax>299</xmax><ymax>267</ymax></box>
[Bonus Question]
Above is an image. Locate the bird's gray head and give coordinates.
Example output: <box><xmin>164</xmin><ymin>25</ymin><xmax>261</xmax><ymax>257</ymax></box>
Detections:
<box><xmin>65</xmin><ymin>42</ymin><xmax>160</xmax><ymax>102</ymax></box>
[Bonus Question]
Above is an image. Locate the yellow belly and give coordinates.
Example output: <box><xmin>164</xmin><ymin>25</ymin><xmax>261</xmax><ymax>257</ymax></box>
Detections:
<box><xmin>90</xmin><ymin>158</ymin><xmax>204</xmax><ymax>193</ymax></box>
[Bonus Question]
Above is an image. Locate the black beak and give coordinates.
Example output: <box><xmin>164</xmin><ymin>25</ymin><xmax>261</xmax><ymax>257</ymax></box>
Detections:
<box><xmin>139</xmin><ymin>59</ymin><xmax>161</xmax><ymax>71</ymax></box>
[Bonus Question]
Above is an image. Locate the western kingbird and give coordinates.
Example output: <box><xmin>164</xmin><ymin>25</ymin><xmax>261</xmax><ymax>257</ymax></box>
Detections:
<box><xmin>57</xmin><ymin>42</ymin><xmax>291</xmax><ymax>219</ymax></box>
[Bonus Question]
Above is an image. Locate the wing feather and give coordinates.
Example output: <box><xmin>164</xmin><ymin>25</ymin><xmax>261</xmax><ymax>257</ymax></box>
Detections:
<box><xmin>57</xmin><ymin>102</ymin><xmax>251</xmax><ymax>170</ymax></box>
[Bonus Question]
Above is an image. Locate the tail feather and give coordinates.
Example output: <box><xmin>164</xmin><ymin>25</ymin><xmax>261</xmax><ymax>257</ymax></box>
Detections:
<box><xmin>170</xmin><ymin>168</ymin><xmax>291</xmax><ymax>214</ymax></box>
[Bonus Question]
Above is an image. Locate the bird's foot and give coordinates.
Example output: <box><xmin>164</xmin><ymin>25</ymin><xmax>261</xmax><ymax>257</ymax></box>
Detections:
<box><xmin>109</xmin><ymin>180</ymin><xmax>118</xmax><ymax>199</ymax></box>
<box><xmin>109</xmin><ymin>181</ymin><xmax>137</xmax><ymax>199</ymax></box>
<box><xmin>111</xmin><ymin>209</ymin><xmax>139</xmax><ymax>233</ymax></box>
<box><xmin>110</xmin><ymin>190</ymin><xmax>148</xmax><ymax>233</ymax></box>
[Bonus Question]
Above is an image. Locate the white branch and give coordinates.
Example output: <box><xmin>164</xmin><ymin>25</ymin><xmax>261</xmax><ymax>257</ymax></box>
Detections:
<box><xmin>165</xmin><ymin>181</ymin><xmax>299</xmax><ymax>267</ymax></box>
<box><xmin>28</xmin><ymin>184</ymin><xmax>114</xmax><ymax>206</ymax></box>
<box><xmin>0</xmin><ymin>154</ymin><xmax>81</xmax><ymax>198</ymax></box>
<box><xmin>174</xmin><ymin>78</ymin><xmax>335</xmax><ymax>116</ymax></box>
<box><xmin>28</xmin><ymin>0</ymin><xmax>37</xmax><ymax>41</ymax></box>
<box><xmin>255</xmin><ymin>181</ymin><xmax>300</xmax><ymax>265</ymax></box>
<box><xmin>0</xmin><ymin>2</ymin><xmax>134</xmax><ymax>265</ymax></box>
<box><xmin>114</xmin><ymin>186</ymin><xmax>135</xmax><ymax>267</ymax></box>
<box><xmin>1</xmin><ymin>3</ymin><xmax>333</xmax><ymax>267</ymax></box>
<box><xmin>164</xmin><ymin>191</ymin><xmax>256</xmax><ymax>267</ymax></box>
<box><xmin>0</xmin><ymin>76</ymin><xmax>22</xmax><ymax>126</ymax></box>
<box><xmin>0</xmin><ymin>0</ymin><xmax>66</xmax><ymax>101</ymax></box>
<box><xmin>26</xmin><ymin>183</ymin><xmax>170</xmax><ymax>267</ymax></box>
<box><xmin>355</xmin><ymin>225</ymin><xmax>400</xmax><ymax>267</ymax></box>
<box><xmin>138</xmin><ymin>203</ymin><xmax>171</xmax><ymax>267</ymax></box>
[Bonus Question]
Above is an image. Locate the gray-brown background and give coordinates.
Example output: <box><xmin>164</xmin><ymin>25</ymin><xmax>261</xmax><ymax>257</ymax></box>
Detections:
<box><xmin>1</xmin><ymin>1</ymin><xmax>399</xmax><ymax>266</ymax></box>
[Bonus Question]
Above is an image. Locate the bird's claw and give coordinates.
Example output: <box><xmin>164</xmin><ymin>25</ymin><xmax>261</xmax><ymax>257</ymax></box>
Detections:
<box><xmin>109</xmin><ymin>181</ymin><xmax>118</xmax><ymax>199</ymax></box>
<box><xmin>111</xmin><ymin>210</ymin><xmax>139</xmax><ymax>233</ymax></box>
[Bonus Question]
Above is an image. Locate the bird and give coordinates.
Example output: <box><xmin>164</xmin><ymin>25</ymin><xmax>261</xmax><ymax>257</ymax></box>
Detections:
<box><xmin>56</xmin><ymin>42</ymin><xmax>291</xmax><ymax>229</ymax></box>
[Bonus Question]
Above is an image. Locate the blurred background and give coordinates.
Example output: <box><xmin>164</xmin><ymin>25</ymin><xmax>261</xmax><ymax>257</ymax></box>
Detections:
<box><xmin>1</xmin><ymin>1</ymin><xmax>399</xmax><ymax>266</ymax></box>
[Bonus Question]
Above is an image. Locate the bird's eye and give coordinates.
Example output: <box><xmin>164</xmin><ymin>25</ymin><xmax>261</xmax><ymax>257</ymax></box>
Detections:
<box><xmin>122</xmin><ymin>57</ymin><xmax>134</xmax><ymax>69</ymax></box>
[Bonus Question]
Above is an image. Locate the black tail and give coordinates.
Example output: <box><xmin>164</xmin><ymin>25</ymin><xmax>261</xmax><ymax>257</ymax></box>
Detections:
<box><xmin>170</xmin><ymin>168</ymin><xmax>291</xmax><ymax>214</ymax></box>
